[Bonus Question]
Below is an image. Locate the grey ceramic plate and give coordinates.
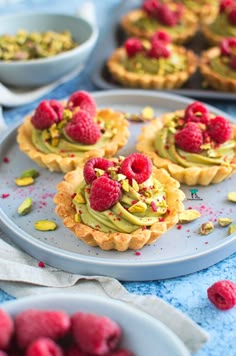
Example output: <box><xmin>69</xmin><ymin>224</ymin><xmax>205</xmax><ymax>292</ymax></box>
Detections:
<box><xmin>0</xmin><ymin>90</ymin><xmax>235</xmax><ymax>281</ymax></box>
<box><xmin>91</xmin><ymin>0</ymin><xmax>236</xmax><ymax>100</ymax></box>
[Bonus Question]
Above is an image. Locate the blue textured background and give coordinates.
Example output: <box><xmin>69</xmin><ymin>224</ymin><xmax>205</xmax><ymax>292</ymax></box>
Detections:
<box><xmin>0</xmin><ymin>1</ymin><xmax>236</xmax><ymax>355</ymax></box>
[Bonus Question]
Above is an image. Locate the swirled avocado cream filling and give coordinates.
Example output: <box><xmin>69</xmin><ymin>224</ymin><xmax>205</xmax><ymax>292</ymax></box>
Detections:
<box><xmin>72</xmin><ymin>154</ymin><xmax>168</xmax><ymax>233</ymax></box>
<box><xmin>154</xmin><ymin>104</ymin><xmax>235</xmax><ymax>168</ymax></box>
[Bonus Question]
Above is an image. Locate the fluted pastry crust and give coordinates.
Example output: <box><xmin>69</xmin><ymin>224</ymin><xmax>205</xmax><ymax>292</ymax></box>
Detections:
<box><xmin>136</xmin><ymin>111</ymin><xmax>236</xmax><ymax>186</ymax></box>
<box><xmin>54</xmin><ymin>166</ymin><xmax>185</xmax><ymax>251</ymax></box>
<box><xmin>17</xmin><ymin>109</ymin><xmax>130</xmax><ymax>173</ymax></box>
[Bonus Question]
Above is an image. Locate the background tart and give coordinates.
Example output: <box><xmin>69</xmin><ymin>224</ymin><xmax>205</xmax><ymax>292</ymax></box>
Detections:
<box><xmin>200</xmin><ymin>47</ymin><xmax>236</xmax><ymax>92</ymax></box>
<box><xmin>120</xmin><ymin>8</ymin><xmax>198</xmax><ymax>44</ymax></box>
<box><xmin>107</xmin><ymin>45</ymin><xmax>197</xmax><ymax>89</ymax></box>
<box><xmin>54</xmin><ymin>159</ymin><xmax>185</xmax><ymax>251</ymax></box>
<box><xmin>136</xmin><ymin>110</ymin><xmax>236</xmax><ymax>186</ymax></box>
<box><xmin>17</xmin><ymin>108</ymin><xmax>129</xmax><ymax>173</ymax></box>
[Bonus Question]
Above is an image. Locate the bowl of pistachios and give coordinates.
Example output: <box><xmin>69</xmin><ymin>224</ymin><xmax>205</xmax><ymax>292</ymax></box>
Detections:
<box><xmin>0</xmin><ymin>12</ymin><xmax>98</xmax><ymax>88</ymax></box>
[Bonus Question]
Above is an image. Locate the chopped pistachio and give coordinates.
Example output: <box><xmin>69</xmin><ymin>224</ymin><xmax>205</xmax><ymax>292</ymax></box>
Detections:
<box><xmin>15</xmin><ymin>176</ymin><xmax>34</xmax><ymax>186</ymax></box>
<box><xmin>116</xmin><ymin>173</ymin><xmax>127</xmax><ymax>182</ymax></box>
<box><xmin>128</xmin><ymin>201</ymin><xmax>147</xmax><ymax>213</ymax></box>
<box><xmin>121</xmin><ymin>179</ymin><xmax>130</xmax><ymax>192</ymax></box>
<box><xmin>179</xmin><ymin>209</ymin><xmax>201</xmax><ymax>224</ymax></box>
<box><xmin>73</xmin><ymin>192</ymin><xmax>85</xmax><ymax>204</ymax></box>
<box><xmin>20</xmin><ymin>169</ymin><xmax>39</xmax><ymax>179</ymax></box>
<box><xmin>74</xmin><ymin>213</ymin><xmax>81</xmax><ymax>223</ymax></box>
<box><xmin>228</xmin><ymin>224</ymin><xmax>236</xmax><ymax>235</ymax></box>
<box><xmin>227</xmin><ymin>192</ymin><xmax>236</xmax><ymax>202</ymax></box>
<box><xmin>142</xmin><ymin>106</ymin><xmax>154</xmax><ymax>120</ymax></box>
<box><xmin>17</xmin><ymin>197</ymin><xmax>32</xmax><ymax>215</ymax></box>
<box><xmin>200</xmin><ymin>221</ymin><xmax>214</xmax><ymax>235</ymax></box>
<box><xmin>34</xmin><ymin>220</ymin><xmax>57</xmax><ymax>231</ymax></box>
<box><xmin>218</xmin><ymin>217</ymin><xmax>233</xmax><ymax>227</ymax></box>
<box><xmin>132</xmin><ymin>179</ymin><xmax>139</xmax><ymax>192</ymax></box>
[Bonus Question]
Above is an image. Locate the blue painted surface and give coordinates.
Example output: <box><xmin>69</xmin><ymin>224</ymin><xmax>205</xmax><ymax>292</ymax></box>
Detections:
<box><xmin>0</xmin><ymin>1</ymin><xmax>235</xmax><ymax>355</ymax></box>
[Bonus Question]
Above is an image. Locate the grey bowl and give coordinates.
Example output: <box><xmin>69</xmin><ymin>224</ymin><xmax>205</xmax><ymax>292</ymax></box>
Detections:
<box><xmin>0</xmin><ymin>12</ymin><xmax>98</xmax><ymax>88</ymax></box>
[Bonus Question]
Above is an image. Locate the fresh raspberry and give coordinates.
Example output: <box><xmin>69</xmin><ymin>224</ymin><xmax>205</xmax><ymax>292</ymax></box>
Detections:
<box><xmin>220</xmin><ymin>0</ymin><xmax>234</xmax><ymax>12</ymax></box>
<box><xmin>124</xmin><ymin>38</ymin><xmax>143</xmax><ymax>57</ymax></box>
<box><xmin>0</xmin><ymin>309</ymin><xmax>14</xmax><ymax>350</ymax></box>
<box><xmin>175</xmin><ymin>122</ymin><xmax>203</xmax><ymax>153</ymax></box>
<box><xmin>83</xmin><ymin>157</ymin><xmax>114</xmax><ymax>184</ymax></box>
<box><xmin>71</xmin><ymin>311</ymin><xmax>121</xmax><ymax>355</ymax></box>
<box><xmin>67</xmin><ymin>91</ymin><xmax>97</xmax><ymax>118</ymax></box>
<box><xmin>207</xmin><ymin>116</ymin><xmax>232</xmax><ymax>144</ymax></box>
<box><xmin>207</xmin><ymin>280</ymin><xmax>236</xmax><ymax>310</ymax></box>
<box><xmin>142</xmin><ymin>0</ymin><xmax>159</xmax><ymax>16</ymax></box>
<box><xmin>107</xmin><ymin>349</ymin><xmax>134</xmax><ymax>356</ymax></box>
<box><xmin>65</xmin><ymin>110</ymin><xmax>101</xmax><ymax>145</ymax></box>
<box><xmin>65</xmin><ymin>345</ymin><xmax>88</xmax><ymax>356</ymax></box>
<box><xmin>184</xmin><ymin>102</ymin><xmax>209</xmax><ymax>124</ymax></box>
<box><xmin>31</xmin><ymin>100</ymin><xmax>64</xmax><ymax>130</ymax></box>
<box><xmin>0</xmin><ymin>352</ymin><xmax>8</xmax><ymax>356</ymax></box>
<box><xmin>151</xmin><ymin>30</ymin><xmax>171</xmax><ymax>44</ymax></box>
<box><xmin>120</xmin><ymin>153</ymin><xmax>152</xmax><ymax>184</ymax></box>
<box><xmin>230</xmin><ymin>54</ymin><xmax>236</xmax><ymax>69</ymax></box>
<box><xmin>156</xmin><ymin>3</ymin><xmax>183</xmax><ymax>27</ymax></box>
<box><xmin>15</xmin><ymin>309</ymin><xmax>71</xmax><ymax>349</ymax></box>
<box><xmin>147</xmin><ymin>39</ymin><xmax>170</xmax><ymax>58</ymax></box>
<box><xmin>25</xmin><ymin>337</ymin><xmax>63</xmax><ymax>356</ymax></box>
<box><xmin>89</xmin><ymin>175</ymin><xmax>121</xmax><ymax>212</ymax></box>
<box><xmin>228</xmin><ymin>5</ymin><xmax>236</xmax><ymax>25</ymax></box>
<box><xmin>219</xmin><ymin>38</ymin><xmax>236</xmax><ymax>56</ymax></box>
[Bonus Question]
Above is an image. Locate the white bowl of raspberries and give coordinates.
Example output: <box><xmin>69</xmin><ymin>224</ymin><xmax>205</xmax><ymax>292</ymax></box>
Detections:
<box><xmin>0</xmin><ymin>293</ymin><xmax>190</xmax><ymax>356</ymax></box>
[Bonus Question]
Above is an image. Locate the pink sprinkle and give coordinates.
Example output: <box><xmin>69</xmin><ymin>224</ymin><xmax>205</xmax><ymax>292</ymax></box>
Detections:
<box><xmin>188</xmin><ymin>206</ymin><xmax>192</xmax><ymax>210</ymax></box>
<box><xmin>205</xmin><ymin>242</ymin><xmax>208</xmax><ymax>245</ymax></box>
<box><xmin>3</xmin><ymin>157</ymin><xmax>9</xmax><ymax>163</ymax></box>
<box><xmin>135</xmin><ymin>251</ymin><xmax>141</xmax><ymax>256</ymax></box>
<box><xmin>177</xmin><ymin>225</ymin><xmax>182</xmax><ymax>230</ymax></box>
<box><xmin>151</xmin><ymin>201</ymin><xmax>157</xmax><ymax>212</ymax></box>
<box><xmin>38</xmin><ymin>261</ymin><xmax>45</xmax><ymax>268</ymax></box>
<box><xmin>1</xmin><ymin>193</ymin><xmax>10</xmax><ymax>199</ymax></box>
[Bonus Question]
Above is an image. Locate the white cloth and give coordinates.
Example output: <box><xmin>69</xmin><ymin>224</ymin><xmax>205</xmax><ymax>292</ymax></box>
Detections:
<box><xmin>0</xmin><ymin>231</ymin><xmax>209</xmax><ymax>354</ymax></box>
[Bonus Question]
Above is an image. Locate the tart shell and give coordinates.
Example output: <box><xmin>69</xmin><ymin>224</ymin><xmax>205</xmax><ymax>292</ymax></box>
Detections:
<box><xmin>107</xmin><ymin>46</ymin><xmax>198</xmax><ymax>90</ymax></box>
<box><xmin>54</xmin><ymin>166</ymin><xmax>185</xmax><ymax>251</ymax></box>
<box><xmin>136</xmin><ymin>111</ymin><xmax>236</xmax><ymax>186</ymax></box>
<box><xmin>199</xmin><ymin>47</ymin><xmax>236</xmax><ymax>92</ymax></box>
<box><xmin>17</xmin><ymin>109</ymin><xmax>130</xmax><ymax>173</ymax></box>
<box><xmin>120</xmin><ymin>8</ymin><xmax>198</xmax><ymax>44</ymax></box>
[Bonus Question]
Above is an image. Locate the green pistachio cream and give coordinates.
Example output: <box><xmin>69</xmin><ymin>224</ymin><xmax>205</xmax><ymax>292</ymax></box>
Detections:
<box><xmin>209</xmin><ymin>13</ymin><xmax>236</xmax><ymax>37</ymax></box>
<box><xmin>133</xmin><ymin>15</ymin><xmax>186</xmax><ymax>35</ymax></box>
<box><xmin>73</xmin><ymin>174</ymin><xmax>168</xmax><ymax>234</ymax></box>
<box><xmin>122</xmin><ymin>51</ymin><xmax>186</xmax><ymax>75</ymax></box>
<box><xmin>32</xmin><ymin>111</ymin><xmax>116</xmax><ymax>157</ymax></box>
<box><xmin>210</xmin><ymin>56</ymin><xmax>236</xmax><ymax>79</ymax></box>
<box><xmin>154</xmin><ymin>114</ymin><xmax>235</xmax><ymax>168</ymax></box>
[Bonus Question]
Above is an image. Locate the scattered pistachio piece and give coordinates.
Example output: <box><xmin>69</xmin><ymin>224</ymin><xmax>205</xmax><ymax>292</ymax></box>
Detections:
<box><xmin>228</xmin><ymin>224</ymin><xmax>236</xmax><ymax>235</ymax></box>
<box><xmin>218</xmin><ymin>218</ymin><xmax>233</xmax><ymax>227</ymax></box>
<box><xmin>17</xmin><ymin>197</ymin><xmax>33</xmax><ymax>216</ymax></box>
<box><xmin>200</xmin><ymin>221</ymin><xmax>214</xmax><ymax>235</ymax></box>
<box><xmin>34</xmin><ymin>220</ymin><xmax>57</xmax><ymax>231</ymax></box>
<box><xmin>15</xmin><ymin>176</ymin><xmax>34</xmax><ymax>186</ymax></box>
<box><xmin>179</xmin><ymin>209</ymin><xmax>201</xmax><ymax>224</ymax></box>
<box><xmin>20</xmin><ymin>169</ymin><xmax>39</xmax><ymax>179</ymax></box>
<box><xmin>227</xmin><ymin>192</ymin><xmax>236</xmax><ymax>203</ymax></box>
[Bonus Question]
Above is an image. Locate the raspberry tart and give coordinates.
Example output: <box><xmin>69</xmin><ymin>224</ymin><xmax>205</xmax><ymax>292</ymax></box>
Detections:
<box><xmin>202</xmin><ymin>0</ymin><xmax>236</xmax><ymax>45</ymax></box>
<box><xmin>17</xmin><ymin>91</ymin><xmax>129</xmax><ymax>173</ymax></box>
<box><xmin>120</xmin><ymin>0</ymin><xmax>198</xmax><ymax>44</ymax></box>
<box><xmin>54</xmin><ymin>153</ymin><xmax>185</xmax><ymax>251</ymax></box>
<box><xmin>137</xmin><ymin>101</ymin><xmax>236</xmax><ymax>186</ymax></box>
<box><xmin>107</xmin><ymin>31</ymin><xmax>197</xmax><ymax>89</ymax></box>
<box><xmin>200</xmin><ymin>37</ymin><xmax>236</xmax><ymax>92</ymax></box>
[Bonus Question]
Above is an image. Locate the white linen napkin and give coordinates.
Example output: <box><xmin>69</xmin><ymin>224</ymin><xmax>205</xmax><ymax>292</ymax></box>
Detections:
<box><xmin>0</xmin><ymin>231</ymin><xmax>208</xmax><ymax>354</ymax></box>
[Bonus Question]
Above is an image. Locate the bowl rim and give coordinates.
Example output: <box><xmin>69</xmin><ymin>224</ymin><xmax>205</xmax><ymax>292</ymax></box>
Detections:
<box><xmin>0</xmin><ymin>12</ymin><xmax>99</xmax><ymax>66</ymax></box>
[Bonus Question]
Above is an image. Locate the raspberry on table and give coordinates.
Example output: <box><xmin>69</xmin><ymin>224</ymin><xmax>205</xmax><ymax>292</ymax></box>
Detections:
<box><xmin>175</xmin><ymin>122</ymin><xmax>203</xmax><ymax>153</ymax></box>
<box><xmin>15</xmin><ymin>309</ymin><xmax>71</xmax><ymax>349</ymax></box>
<box><xmin>65</xmin><ymin>110</ymin><xmax>101</xmax><ymax>145</ymax></box>
<box><xmin>120</xmin><ymin>153</ymin><xmax>152</xmax><ymax>184</ymax></box>
<box><xmin>207</xmin><ymin>280</ymin><xmax>236</xmax><ymax>310</ymax></box>
<box><xmin>25</xmin><ymin>337</ymin><xmax>63</xmax><ymax>356</ymax></box>
<box><xmin>0</xmin><ymin>309</ymin><xmax>14</xmax><ymax>350</ymax></box>
<box><xmin>83</xmin><ymin>157</ymin><xmax>115</xmax><ymax>184</ymax></box>
<box><xmin>67</xmin><ymin>90</ymin><xmax>97</xmax><ymax>118</ymax></box>
<box><xmin>124</xmin><ymin>38</ymin><xmax>143</xmax><ymax>57</ymax></box>
<box><xmin>31</xmin><ymin>100</ymin><xmax>64</xmax><ymax>130</ymax></box>
<box><xmin>71</xmin><ymin>311</ymin><xmax>121</xmax><ymax>355</ymax></box>
<box><xmin>207</xmin><ymin>116</ymin><xmax>232</xmax><ymax>144</ymax></box>
<box><xmin>89</xmin><ymin>175</ymin><xmax>121</xmax><ymax>212</ymax></box>
<box><xmin>184</xmin><ymin>101</ymin><xmax>209</xmax><ymax>124</ymax></box>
